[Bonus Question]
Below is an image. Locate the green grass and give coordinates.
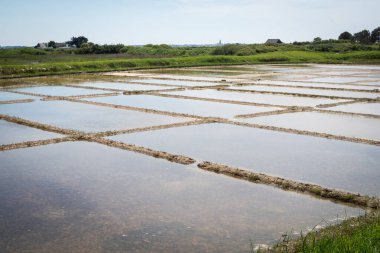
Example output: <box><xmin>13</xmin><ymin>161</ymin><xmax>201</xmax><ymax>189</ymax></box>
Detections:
<box><xmin>1</xmin><ymin>51</ymin><xmax>380</xmax><ymax>78</ymax></box>
<box><xmin>266</xmin><ymin>212</ymin><xmax>380</xmax><ymax>253</ymax></box>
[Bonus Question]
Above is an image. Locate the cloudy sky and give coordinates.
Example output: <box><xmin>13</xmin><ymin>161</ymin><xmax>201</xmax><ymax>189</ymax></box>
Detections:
<box><xmin>1</xmin><ymin>0</ymin><xmax>379</xmax><ymax>46</ymax></box>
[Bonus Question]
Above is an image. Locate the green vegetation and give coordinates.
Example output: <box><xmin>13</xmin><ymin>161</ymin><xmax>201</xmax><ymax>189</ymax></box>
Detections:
<box><xmin>259</xmin><ymin>212</ymin><xmax>380</xmax><ymax>253</ymax></box>
<box><xmin>1</xmin><ymin>50</ymin><xmax>380</xmax><ymax>78</ymax></box>
<box><xmin>2</xmin><ymin>28</ymin><xmax>380</xmax><ymax>78</ymax></box>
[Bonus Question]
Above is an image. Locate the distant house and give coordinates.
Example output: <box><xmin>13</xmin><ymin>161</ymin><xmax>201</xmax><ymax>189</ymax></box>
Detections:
<box><xmin>55</xmin><ymin>42</ymin><xmax>68</xmax><ymax>48</ymax></box>
<box><xmin>35</xmin><ymin>43</ymin><xmax>48</xmax><ymax>49</ymax></box>
<box><xmin>55</xmin><ymin>42</ymin><xmax>75</xmax><ymax>49</ymax></box>
<box><xmin>34</xmin><ymin>42</ymin><xmax>74</xmax><ymax>49</ymax></box>
<box><xmin>265</xmin><ymin>39</ymin><xmax>283</xmax><ymax>44</ymax></box>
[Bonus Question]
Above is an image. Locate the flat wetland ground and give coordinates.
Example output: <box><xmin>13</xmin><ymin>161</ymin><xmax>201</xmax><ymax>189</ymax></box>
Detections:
<box><xmin>1</xmin><ymin>50</ymin><xmax>380</xmax><ymax>78</ymax></box>
<box><xmin>0</xmin><ymin>62</ymin><xmax>380</xmax><ymax>252</ymax></box>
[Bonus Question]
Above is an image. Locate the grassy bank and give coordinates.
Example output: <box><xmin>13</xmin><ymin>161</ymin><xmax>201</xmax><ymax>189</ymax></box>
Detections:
<box><xmin>1</xmin><ymin>51</ymin><xmax>380</xmax><ymax>78</ymax></box>
<box><xmin>265</xmin><ymin>211</ymin><xmax>380</xmax><ymax>253</ymax></box>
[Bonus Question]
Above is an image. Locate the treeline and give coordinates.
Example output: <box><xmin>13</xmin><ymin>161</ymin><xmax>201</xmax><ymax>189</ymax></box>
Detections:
<box><xmin>212</xmin><ymin>27</ymin><xmax>380</xmax><ymax>56</ymax></box>
<box><xmin>19</xmin><ymin>26</ymin><xmax>380</xmax><ymax>57</ymax></box>
<box><xmin>76</xmin><ymin>43</ymin><xmax>212</xmax><ymax>56</ymax></box>
<box><xmin>338</xmin><ymin>27</ymin><xmax>380</xmax><ymax>44</ymax></box>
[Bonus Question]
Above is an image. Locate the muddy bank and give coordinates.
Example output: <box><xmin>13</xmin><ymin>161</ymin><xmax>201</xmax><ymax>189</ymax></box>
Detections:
<box><xmin>66</xmin><ymin>98</ymin><xmax>205</xmax><ymax>120</ymax></box>
<box><xmin>152</xmin><ymin>92</ymin><xmax>290</xmax><ymax>108</ymax></box>
<box><xmin>90</xmin><ymin>137</ymin><xmax>195</xmax><ymax>165</ymax></box>
<box><xmin>0</xmin><ymin>99</ymin><xmax>34</xmax><ymax>105</ymax></box>
<box><xmin>41</xmin><ymin>92</ymin><xmax>120</xmax><ymax>101</ymax></box>
<box><xmin>93</xmin><ymin>119</ymin><xmax>211</xmax><ymax>137</ymax></box>
<box><xmin>0</xmin><ymin>137</ymin><xmax>75</xmax><ymax>151</ymax></box>
<box><xmin>237</xmin><ymin>105</ymin><xmax>380</xmax><ymax>121</ymax></box>
<box><xmin>316</xmin><ymin>99</ymin><xmax>370</xmax><ymax>108</ymax></box>
<box><xmin>3</xmin><ymin>90</ymin><xmax>48</xmax><ymax>98</ymax></box>
<box><xmin>235</xmin><ymin>106</ymin><xmax>313</xmax><ymax>119</ymax></box>
<box><xmin>225</xmin><ymin>119</ymin><xmax>380</xmax><ymax>146</ymax></box>
<box><xmin>3</xmin><ymin>88</ymin><xmax>118</xmax><ymax>101</ymax></box>
<box><xmin>0</xmin><ymin>114</ymin><xmax>81</xmax><ymax>136</ymax></box>
<box><xmin>222</xmin><ymin>87</ymin><xmax>377</xmax><ymax>100</ymax></box>
<box><xmin>315</xmin><ymin>108</ymin><xmax>380</xmax><ymax>119</ymax></box>
<box><xmin>198</xmin><ymin>162</ymin><xmax>380</xmax><ymax>209</ymax></box>
<box><xmin>0</xmin><ymin>113</ymin><xmax>198</xmax><ymax>164</ymax></box>
<box><xmin>123</xmin><ymin>87</ymin><xmax>186</xmax><ymax>95</ymax></box>
<box><xmin>37</xmin><ymin>81</ymin><xmax>186</xmax><ymax>95</ymax></box>
<box><xmin>106</xmin><ymin>72</ymin><xmax>245</xmax><ymax>84</ymax></box>
<box><xmin>233</xmin><ymin>81</ymin><xmax>380</xmax><ymax>93</ymax></box>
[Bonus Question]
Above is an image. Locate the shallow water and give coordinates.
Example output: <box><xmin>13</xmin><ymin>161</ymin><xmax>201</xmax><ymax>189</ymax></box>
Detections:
<box><xmin>314</xmin><ymin>71</ymin><xmax>370</xmax><ymax>76</ymax></box>
<box><xmin>12</xmin><ymin>86</ymin><xmax>107</xmax><ymax>96</ymax></box>
<box><xmin>254</xmin><ymin>80</ymin><xmax>380</xmax><ymax>90</ymax></box>
<box><xmin>328</xmin><ymin>102</ymin><xmax>380</xmax><ymax>116</ymax></box>
<box><xmin>231</xmin><ymin>85</ymin><xmax>380</xmax><ymax>99</ymax></box>
<box><xmin>0</xmin><ymin>142</ymin><xmax>361</xmax><ymax>253</ymax></box>
<box><xmin>361</xmin><ymin>80</ymin><xmax>380</xmax><ymax>85</ymax></box>
<box><xmin>270</xmin><ymin>74</ymin><xmax>319</xmax><ymax>81</ymax></box>
<box><xmin>241</xmin><ymin>111</ymin><xmax>380</xmax><ymax>141</ymax></box>
<box><xmin>0</xmin><ymin>91</ymin><xmax>35</xmax><ymax>101</ymax></box>
<box><xmin>306</xmin><ymin>77</ymin><xmax>376</xmax><ymax>84</ymax></box>
<box><xmin>0</xmin><ymin>100</ymin><xmax>189</xmax><ymax>133</ymax></box>
<box><xmin>0</xmin><ymin>120</ymin><xmax>61</xmax><ymax>145</ymax></box>
<box><xmin>86</xmin><ymin>95</ymin><xmax>280</xmax><ymax>119</ymax></box>
<box><xmin>75</xmin><ymin>82</ymin><xmax>175</xmax><ymax>91</ymax></box>
<box><xmin>131</xmin><ymin>79</ymin><xmax>220</xmax><ymax>87</ymax></box>
<box><xmin>162</xmin><ymin>89</ymin><xmax>347</xmax><ymax>107</ymax></box>
<box><xmin>358</xmin><ymin>73</ymin><xmax>380</xmax><ymax>78</ymax></box>
<box><xmin>314</xmin><ymin>64</ymin><xmax>380</xmax><ymax>71</ymax></box>
<box><xmin>145</xmin><ymin>69</ymin><xmax>244</xmax><ymax>77</ymax></box>
<box><xmin>196</xmin><ymin>66</ymin><xmax>268</xmax><ymax>72</ymax></box>
<box><xmin>110</xmin><ymin>123</ymin><xmax>380</xmax><ymax>196</ymax></box>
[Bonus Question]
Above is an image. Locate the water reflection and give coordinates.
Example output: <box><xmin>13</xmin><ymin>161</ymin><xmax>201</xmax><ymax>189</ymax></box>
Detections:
<box><xmin>111</xmin><ymin>123</ymin><xmax>380</xmax><ymax>196</ymax></box>
<box><xmin>0</xmin><ymin>142</ymin><xmax>361</xmax><ymax>252</ymax></box>
<box><xmin>0</xmin><ymin>100</ymin><xmax>188</xmax><ymax>133</ymax></box>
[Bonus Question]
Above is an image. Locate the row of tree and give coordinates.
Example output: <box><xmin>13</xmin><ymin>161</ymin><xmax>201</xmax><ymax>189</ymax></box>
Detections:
<box><xmin>46</xmin><ymin>36</ymin><xmax>89</xmax><ymax>48</ymax></box>
<box><xmin>338</xmin><ymin>27</ymin><xmax>380</xmax><ymax>44</ymax></box>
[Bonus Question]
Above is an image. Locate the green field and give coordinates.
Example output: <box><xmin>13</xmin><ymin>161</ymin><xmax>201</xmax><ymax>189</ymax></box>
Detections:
<box><xmin>1</xmin><ymin>50</ymin><xmax>380</xmax><ymax>78</ymax></box>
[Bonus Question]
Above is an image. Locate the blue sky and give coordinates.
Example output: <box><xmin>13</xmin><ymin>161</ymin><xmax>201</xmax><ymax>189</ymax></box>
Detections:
<box><xmin>1</xmin><ymin>0</ymin><xmax>379</xmax><ymax>46</ymax></box>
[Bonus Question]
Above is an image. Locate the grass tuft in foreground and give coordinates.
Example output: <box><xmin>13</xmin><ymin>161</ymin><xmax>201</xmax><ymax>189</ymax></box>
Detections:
<box><xmin>260</xmin><ymin>211</ymin><xmax>380</xmax><ymax>253</ymax></box>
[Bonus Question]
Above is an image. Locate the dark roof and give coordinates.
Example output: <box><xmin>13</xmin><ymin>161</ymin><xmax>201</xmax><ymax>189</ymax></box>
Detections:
<box><xmin>265</xmin><ymin>39</ymin><xmax>283</xmax><ymax>44</ymax></box>
<box><xmin>55</xmin><ymin>42</ymin><xmax>67</xmax><ymax>48</ymax></box>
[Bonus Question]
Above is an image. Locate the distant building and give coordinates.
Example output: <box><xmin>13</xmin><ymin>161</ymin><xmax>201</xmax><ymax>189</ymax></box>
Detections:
<box><xmin>35</xmin><ymin>43</ymin><xmax>48</xmax><ymax>49</ymax></box>
<box><xmin>55</xmin><ymin>42</ymin><xmax>71</xmax><ymax>48</ymax></box>
<box><xmin>34</xmin><ymin>42</ymin><xmax>74</xmax><ymax>49</ymax></box>
<box><xmin>265</xmin><ymin>39</ymin><xmax>283</xmax><ymax>44</ymax></box>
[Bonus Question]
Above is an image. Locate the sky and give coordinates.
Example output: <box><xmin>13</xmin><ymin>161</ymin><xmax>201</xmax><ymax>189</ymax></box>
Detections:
<box><xmin>1</xmin><ymin>0</ymin><xmax>379</xmax><ymax>46</ymax></box>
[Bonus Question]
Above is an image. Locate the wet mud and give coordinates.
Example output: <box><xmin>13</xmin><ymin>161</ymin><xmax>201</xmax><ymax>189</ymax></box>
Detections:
<box><xmin>198</xmin><ymin>161</ymin><xmax>380</xmax><ymax>209</ymax></box>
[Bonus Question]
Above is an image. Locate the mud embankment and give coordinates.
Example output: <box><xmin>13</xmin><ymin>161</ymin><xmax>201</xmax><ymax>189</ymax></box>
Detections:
<box><xmin>224</xmin><ymin>119</ymin><xmax>380</xmax><ymax>146</ymax></box>
<box><xmin>0</xmin><ymin>114</ymin><xmax>81</xmax><ymax>135</ymax></box>
<box><xmin>316</xmin><ymin>99</ymin><xmax>370</xmax><ymax>108</ymax></box>
<box><xmin>65</xmin><ymin>98</ymin><xmax>205</xmax><ymax>120</ymax></box>
<box><xmin>0</xmin><ymin>99</ymin><xmax>34</xmax><ymax>105</ymax></box>
<box><xmin>314</xmin><ymin>108</ymin><xmax>380</xmax><ymax>119</ymax></box>
<box><xmin>235</xmin><ymin>80</ymin><xmax>380</xmax><ymax>92</ymax></box>
<box><xmin>93</xmin><ymin>119</ymin><xmax>212</xmax><ymax>137</ymax></box>
<box><xmin>41</xmin><ymin>92</ymin><xmax>120</xmax><ymax>101</ymax></box>
<box><xmin>198</xmin><ymin>161</ymin><xmax>380</xmax><ymax>209</ymax></box>
<box><xmin>0</xmin><ymin>113</ymin><xmax>198</xmax><ymax>165</ymax></box>
<box><xmin>223</xmin><ymin>87</ymin><xmax>379</xmax><ymax>100</ymax></box>
<box><xmin>0</xmin><ymin>137</ymin><xmax>76</xmax><ymax>151</ymax></box>
<box><xmin>152</xmin><ymin>92</ymin><xmax>290</xmax><ymax>108</ymax></box>
<box><xmin>235</xmin><ymin>106</ymin><xmax>313</xmax><ymax>119</ymax></box>
<box><xmin>89</xmin><ymin>137</ymin><xmax>195</xmax><ymax>165</ymax></box>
